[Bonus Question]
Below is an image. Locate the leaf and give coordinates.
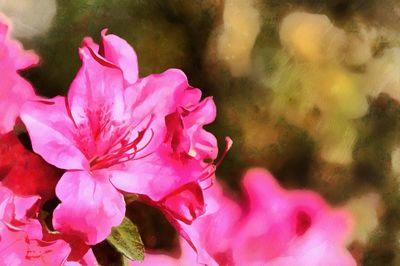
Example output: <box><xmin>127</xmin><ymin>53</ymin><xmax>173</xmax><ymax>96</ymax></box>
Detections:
<box><xmin>122</xmin><ymin>255</ymin><xmax>132</xmax><ymax>266</ymax></box>
<box><xmin>107</xmin><ymin>217</ymin><xmax>145</xmax><ymax>262</ymax></box>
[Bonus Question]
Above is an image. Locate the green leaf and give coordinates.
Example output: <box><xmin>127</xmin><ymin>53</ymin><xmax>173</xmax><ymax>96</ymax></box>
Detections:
<box><xmin>121</xmin><ymin>255</ymin><xmax>132</xmax><ymax>266</ymax></box>
<box><xmin>107</xmin><ymin>217</ymin><xmax>145</xmax><ymax>262</ymax></box>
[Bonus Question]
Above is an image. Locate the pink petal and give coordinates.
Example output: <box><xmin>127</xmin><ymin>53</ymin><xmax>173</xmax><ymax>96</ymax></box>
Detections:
<box><xmin>184</xmin><ymin>97</ymin><xmax>217</xmax><ymax>126</ymax></box>
<box><xmin>0</xmin><ymin>223</ymin><xmax>29</xmax><ymax>264</ymax></box>
<box><xmin>0</xmin><ymin>17</ymin><xmax>39</xmax><ymax>134</ymax></box>
<box><xmin>122</xmin><ymin>69</ymin><xmax>190</xmax><ymax>152</ymax></box>
<box><xmin>124</xmin><ymin>69</ymin><xmax>189</xmax><ymax>126</ymax></box>
<box><xmin>53</xmin><ymin>170</ymin><xmax>125</xmax><ymax>245</ymax></box>
<box><xmin>68</xmin><ymin>46</ymin><xmax>125</xmax><ymax>127</ymax></box>
<box><xmin>129</xmin><ymin>238</ymin><xmax>199</xmax><ymax>266</ymax></box>
<box><xmin>160</xmin><ymin>182</ymin><xmax>205</xmax><ymax>224</ymax></box>
<box><xmin>0</xmin><ymin>74</ymin><xmax>36</xmax><ymax>134</ymax></box>
<box><xmin>0</xmin><ymin>16</ymin><xmax>39</xmax><ymax>71</ymax></box>
<box><xmin>176</xmin><ymin>181</ymin><xmax>241</xmax><ymax>266</ymax></box>
<box><xmin>100</xmin><ymin>29</ymin><xmax>139</xmax><ymax>84</ymax></box>
<box><xmin>25</xmin><ymin>239</ymin><xmax>71</xmax><ymax>265</ymax></box>
<box><xmin>110</xmin><ymin>147</ymin><xmax>204</xmax><ymax>201</ymax></box>
<box><xmin>183</xmin><ymin>97</ymin><xmax>218</xmax><ymax>160</ymax></box>
<box><xmin>20</xmin><ymin>96</ymin><xmax>88</xmax><ymax>170</ymax></box>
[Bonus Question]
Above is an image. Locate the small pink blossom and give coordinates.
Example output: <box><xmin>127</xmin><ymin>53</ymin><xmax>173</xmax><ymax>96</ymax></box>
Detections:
<box><xmin>0</xmin><ymin>16</ymin><xmax>39</xmax><ymax>134</ymax></box>
<box><xmin>134</xmin><ymin>168</ymin><xmax>355</xmax><ymax>266</ymax></box>
<box><xmin>21</xmin><ymin>30</ymin><xmax>220</xmax><ymax>245</ymax></box>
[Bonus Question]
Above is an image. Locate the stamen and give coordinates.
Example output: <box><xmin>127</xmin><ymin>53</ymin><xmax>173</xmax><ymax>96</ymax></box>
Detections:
<box><xmin>199</xmin><ymin>136</ymin><xmax>233</xmax><ymax>186</ymax></box>
<box><xmin>65</xmin><ymin>97</ymin><xmax>78</xmax><ymax>129</ymax></box>
<box><xmin>214</xmin><ymin>136</ymin><xmax>233</xmax><ymax>169</ymax></box>
<box><xmin>89</xmin><ymin>127</ymin><xmax>155</xmax><ymax>170</ymax></box>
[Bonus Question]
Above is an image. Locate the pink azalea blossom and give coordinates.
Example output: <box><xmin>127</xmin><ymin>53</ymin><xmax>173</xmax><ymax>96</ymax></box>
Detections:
<box><xmin>0</xmin><ymin>184</ymin><xmax>71</xmax><ymax>265</ymax></box>
<box><xmin>21</xmin><ymin>30</ymin><xmax>220</xmax><ymax>245</ymax></box>
<box><xmin>134</xmin><ymin>168</ymin><xmax>355</xmax><ymax>266</ymax></box>
<box><xmin>232</xmin><ymin>168</ymin><xmax>355</xmax><ymax>266</ymax></box>
<box><xmin>0</xmin><ymin>15</ymin><xmax>39</xmax><ymax>134</ymax></box>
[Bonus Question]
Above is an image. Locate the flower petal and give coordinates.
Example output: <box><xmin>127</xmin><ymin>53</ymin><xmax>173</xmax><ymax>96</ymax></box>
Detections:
<box><xmin>110</xmin><ymin>147</ymin><xmax>204</xmax><ymax>202</ymax></box>
<box><xmin>0</xmin><ymin>15</ymin><xmax>39</xmax><ymax>71</ymax></box>
<box><xmin>125</xmin><ymin>69</ymin><xmax>188</xmax><ymax>124</ymax></box>
<box><xmin>53</xmin><ymin>170</ymin><xmax>125</xmax><ymax>245</ymax></box>
<box><xmin>160</xmin><ymin>182</ymin><xmax>205</xmax><ymax>224</ymax></box>
<box><xmin>100</xmin><ymin>29</ymin><xmax>139</xmax><ymax>84</ymax></box>
<box><xmin>68</xmin><ymin>46</ymin><xmax>125</xmax><ymax>126</ymax></box>
<box><xmin>122</xmin><ymin>69</ymin><xmax>191</xmax><ymax>152</ymax></box>
<box><xmin>0</xmin><ymin>74</ymin><xmax>36</xmax><ymax>134</ymax></box>
<box><xmin>0</xmin><ymin>16</ymin><xmax>38</xmax><ymax>134</ymax></box>
<box><xmin>20</xmin><ymin>96</ymin><xmax>88</xmax><ymax>170</ymax></box>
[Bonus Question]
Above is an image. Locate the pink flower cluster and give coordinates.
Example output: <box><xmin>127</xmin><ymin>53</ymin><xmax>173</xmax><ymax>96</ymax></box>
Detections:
<box><xmin>0</xmin><ymin>15</ymin><xmax>356</xmax><ymax>266</ymax></box>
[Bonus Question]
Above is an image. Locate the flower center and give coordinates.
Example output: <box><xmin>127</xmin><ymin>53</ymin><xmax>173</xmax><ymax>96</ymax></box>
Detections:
<box><xmin>71</xmin><ymin>103</ymin><xmax>154</xmax><ymax>170</ymax></box>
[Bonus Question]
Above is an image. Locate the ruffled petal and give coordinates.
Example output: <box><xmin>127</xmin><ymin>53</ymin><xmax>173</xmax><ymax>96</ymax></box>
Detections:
<box><xmin>124</xmin><ymin>69</ymin><xmax>188</xmax><ymax>127</ymax></box>
<box><xmin>0</xmin><ymin>16</ymin><xmax>39</xmax><ymax>134</ymax></box>
<box><xmin>0</xmin><ymin>16</ymin><xmax>39</xmax><ymax>71</ymax></box>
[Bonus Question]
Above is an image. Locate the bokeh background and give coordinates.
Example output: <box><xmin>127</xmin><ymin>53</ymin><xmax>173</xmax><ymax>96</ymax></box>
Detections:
<box><xmin>3</xmin><ymin>0</ymin><xmax>400</xmax><ymax>265</ymax></box>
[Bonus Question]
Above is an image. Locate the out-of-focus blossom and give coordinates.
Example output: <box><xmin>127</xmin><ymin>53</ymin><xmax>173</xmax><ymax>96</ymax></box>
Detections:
<box><xmin>212</xmin><ymin>0</ymin><xmax>261</xmax><ymax>77</ymax></box>
<box><xmin>0</xmin><ymin>16</ymin><xmax>39</xmax><ymax>134</ymax></box>
<box><xmin>0</xmin><ymin>0</ymin><xmax>57</xmax><ymax>39</ymax></box>
<box><xmin>134</xmin><ymin>168</ymin><xmax>355</xmax><ymax>266</ymax></box>
<box><xmin>21</xmin><ymin>30</ymin><xmax>220</xmax><ymax>245</ymax></box>
<box><xmin>232</xmin><ymin>168</ymin><xmax>355</xmax><ymax>266</ymax></box>
<box><xmin>0</xmin><ymin>184</ymin><xmax>71</xmax><ymax>265</ymax></box>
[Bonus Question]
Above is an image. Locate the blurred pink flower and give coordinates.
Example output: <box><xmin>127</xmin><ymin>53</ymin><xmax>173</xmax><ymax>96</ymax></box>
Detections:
<box><xmin>0</xmin><ymin>16</ymin><xmax>39</xmax><ymax>134</ymax></box>
<box><xmin>232</xmin><ymin>168</ymin><xmax>355</xmax><ymax>266</ymax></box>
<box><xmin>21</xmin><ymin>30</ymin><xmax>220</xmax><ymax>245</ymax></box>
<box><xmin>134</xmin><ymin>168</ymin><xmax>355</xmax><ymax>266</ymax></box>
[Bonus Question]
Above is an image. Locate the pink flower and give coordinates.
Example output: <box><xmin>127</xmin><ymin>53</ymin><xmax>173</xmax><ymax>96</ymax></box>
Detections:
<box><xmin>232</xmin><ymin>168</ymin><xmax>355</xmax><ymax>266</ymax></box>
<box><xmin>0</xmin><ymin>184</ymin><xmax>71</xmax><ymax>265</ymax></box>
<box><xmin>21</xmin><ymin>30</ymin><xmax>220</xmax><ymax>245</ymax></box>
<box><xmin>134</xmin><ymin>168</ymin><xmax>355</xmax><ymax>266</ymax></box>
<box><xmin>0</xmin><ymin>15</ymin><xmax>39</xmax><ymax>134</ymax></box>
